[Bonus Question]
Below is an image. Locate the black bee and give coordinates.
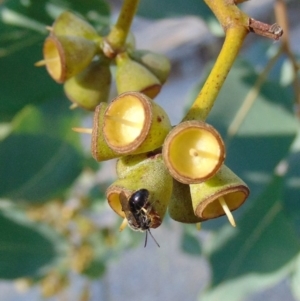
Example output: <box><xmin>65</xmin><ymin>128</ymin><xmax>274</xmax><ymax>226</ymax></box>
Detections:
<box><xmin>120</xmin><ymin>189</ymin><xmax>161</xmax><ymax>247</ymax></box>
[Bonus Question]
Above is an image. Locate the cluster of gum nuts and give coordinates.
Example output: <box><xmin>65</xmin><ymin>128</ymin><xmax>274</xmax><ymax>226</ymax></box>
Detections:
<box><xmin>37</xmin><ymin>11</ymin><xmax>250</xmax><ymax>237</ymax></box>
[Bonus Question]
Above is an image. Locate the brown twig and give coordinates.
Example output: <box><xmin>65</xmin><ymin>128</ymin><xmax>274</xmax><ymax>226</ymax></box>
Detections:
<box><xmin>249</xmin><ymin>18</ymin><xmax>283</xmax><ymax>40</ymax></box>
<box><xmin>274</xmin><ymin>0</ymin><xmax>300</xmax><ymax>116</ymax></box>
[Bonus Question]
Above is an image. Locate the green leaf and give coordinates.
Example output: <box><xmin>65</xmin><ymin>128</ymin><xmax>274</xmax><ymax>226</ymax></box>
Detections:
<box><xmin>83</xmin><ymin>257</ymin><xmax>106</xmax><ymax>279</ymax></box>
<box><xmin>0</xmin><ymin>208</ymin><xmax>66</xmax><ymax>279</ymax></box>
<box><xmin>0</xmin><ymin>32</ymin><xmax>62</xmax><ymax>120</ymax></box>
<box><xmin>137</xmin><ymin>0</ymin><xmax>222</xmax><ymax>35</ymax></box>
<box><xmin>12</xmin><ymin>96</ymin><xmax>84</xmax><ymax>151</ymax></box>
<box><xmin>2</xmin><ymin>0</ymin><xmax>52</xmax><ymax>27</ymax></box>
<box><xmin>291</xmin><ymin>254</ymin><xmax>300</xmax><ymax>301</ymax></box>
<box><xmin>200</xmin><ymin>176</ymin><xmax>300</xmax><ymax>301</ymax></box>
<box><xmin>181</xmin><ymin>229</ymin><xmax>202</xmax><ymax>255</ymax></box>
<box><xmin>0</xmin><ymin>0</ymin><xmax>110</xmax><ymax>120</ymax></box>
<box><xmin>1</xmin><ymin>0</ymin><xmax>110</xmax><ymax>27</ymax></box>
<box><xmin>280</xmin><ymin>57</ymin><xmax>295</xmax><ymax>87</ymax></box>
<box><xmin>190</xmin><ymin>59</ymin><xmax>298</xmax><ymax>201</ymax></box>
<box><xmin>0</xmin><ymin>134</ymin><xmax>84</xmax><ymax>203</ymax></box>
<box><xmin>282</xmin><ymin>150</ymin><xmax>300</xmax><ymax>238</ymax></box>
<box><xmin>138</xmin><ymin>0</ymin><xmax>213</xmax><ymax>21</ymax></box>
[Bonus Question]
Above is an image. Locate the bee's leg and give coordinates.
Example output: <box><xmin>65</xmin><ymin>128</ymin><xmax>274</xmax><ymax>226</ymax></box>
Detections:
<box><xmin>141</xmin><ymin>207</ymin><xmax>148</xmax><ymax>214</ymax></box>
<box><xmin>144</xmin><ymin>230</ymin><xmax>148</xmax><ymax>247</ymax></box>
<box><xmin>119</xmin><ymin>218</ymin><xmax>128</xmax><ymax>231</ymax></box>
<box><xmin>141</xmin><ymin>206</ymin><xmax>152</xmax><ymax>216</ymax></box>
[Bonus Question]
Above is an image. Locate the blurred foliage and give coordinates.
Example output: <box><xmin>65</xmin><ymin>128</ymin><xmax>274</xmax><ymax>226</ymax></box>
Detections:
<box><xmin>0</xmin><ymin>0</ymin><xmax>300</xmax><ymax>300</ymax></box>
<box><xmin>0</xmin><ymin>207</ymin><xmax>66</xmax><ymax>279</ymax></box>
<box><xmin>138</xmin><ymin>0</ymin><xmax>222</xmax><ymax>35</ymax></box>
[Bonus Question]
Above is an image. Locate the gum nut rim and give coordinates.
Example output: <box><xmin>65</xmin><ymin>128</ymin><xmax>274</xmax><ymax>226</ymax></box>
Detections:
<box><xmin>163</xmin><ymin>120</ymin><xmax>225</xmax><ymax>184</ymax></box>
<box><xmin>106</xmin><ymin>186</ymin><xmax>131</xmax><ymax>218</ymax></box>
<box><xmin>195</xmin><ymin>185</ymin><xmax>250</xmax><ymax>220</ymax></box>
<box><xmin>103</xmin><ymin>92</ymin><xmax>152</xmax><ymax>153</ymax></box>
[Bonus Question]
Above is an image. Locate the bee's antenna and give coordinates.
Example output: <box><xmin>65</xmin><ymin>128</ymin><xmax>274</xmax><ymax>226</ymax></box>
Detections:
<box><xmin>144</xmin><ymin>230</ymin><xmax>148</xmax><ymax>247</ymax></box>
<box><xmin>147</xmin><ymin>229</ymin><xmax>160</xmax><ymax>248</ymax></box>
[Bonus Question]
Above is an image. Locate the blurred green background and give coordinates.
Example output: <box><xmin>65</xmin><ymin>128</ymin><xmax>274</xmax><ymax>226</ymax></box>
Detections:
<box><xmin>1</xmin><ymin>0</ymin><xmax>300</xmax><ymax>300</ymax></box>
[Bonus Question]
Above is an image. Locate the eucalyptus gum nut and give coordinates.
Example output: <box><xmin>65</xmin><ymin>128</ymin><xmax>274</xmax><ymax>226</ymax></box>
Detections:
<box><xmin>43</xmin><ymin>35</ymin><xmax>97</xmax><ymax>83</ymax></box>
<box><xmin>190</xmin><ymin>165</ymin><xmax>250</xmax><ymax>220</ymax></box>
<box><xmin>168</xmin><ymin>180</ymin><xmax>203</xmax><ymax>223</ymax></box>
<box><xmin>130</xmin><ymin>50</ymin><xmax>171</xmax><ymax>84</ymax></box>
<box><xmin>116</xmin><ymin>149</ymin><xmax>161</xmax><ymax>178</ymax></box>
<box><xmin>91</xmin><ymin>103</ymin><xmax>120</xmax><ymax>161</ymax></box>
<box><xmin>106</xmin><ymin>154</ymin><xmax>173</xmax><ymax>222</ymax></box>
<box><xmin>103</xmin><ymin>92</ymin><xmax>171</xmax><ymax>155</ymax></box>
<box><xmin>52</xmin><ymin>11</ymin><xmax>99</xmax><ymax>40</ymax></box>
<box><xmin>115</xmin><ymin>52</ymin><xmax>161</xmax><ymax>98</ymax></box>
<box><xmin>162</xmin><ymin>120</ymin><xmax>225</xmax><ymax>184</ymax></box>
<box><xmin>64</xmin><ymin>59</ymin><xmax>111</xmax><ymax>111</ymax></box>
<box><xmin>116</xmin><ymin>153</ymin><xmax>149</xmax><ymax>179</ymax></box>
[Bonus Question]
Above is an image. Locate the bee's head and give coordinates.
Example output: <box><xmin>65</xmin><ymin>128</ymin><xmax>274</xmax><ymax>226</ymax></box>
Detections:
<box><xmin>129</xmin><ymin>188</ymin><xmax>149</xmax><ymax>209</ymax></box>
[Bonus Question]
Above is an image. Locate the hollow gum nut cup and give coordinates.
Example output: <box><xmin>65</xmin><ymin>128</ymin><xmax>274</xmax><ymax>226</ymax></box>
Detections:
<box><xmin>103</xmin><ymin>91</ymin><xmax>172</xmax><ymax>155</ymax></box>
<box><xmin>162</xmin><ymin>120</ymin><xmax>225</xmax><ymax>184</ymax></box>
<box><xmin>106</xmin><ymin>154</ymin><xmax>173</xmax><ymax>226</ymax></box>
<box><xmin>91</xmin><ymin>102</ymin><xmax>121</xmax><ymax>162</ymax></box>
<box><xmin>190</xmin><ymin>165</ymin><xmax>250</xmax><ymax>221</ymax></box>
<box><xmin>43</xmin><ymin>35</ymin><xmax>97</xmax><ymax>83</ymax></box>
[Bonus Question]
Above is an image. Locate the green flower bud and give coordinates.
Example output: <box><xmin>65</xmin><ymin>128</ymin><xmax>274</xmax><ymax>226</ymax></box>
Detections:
<box><xmin>106</xmin><ymin>154</ymin><xmax>173</xmax><ymax>226</ymax></box>
<box><xmin>52</xmin><ymin>11</ymin><xmax>99</xmax><ymax>41</ymax></box>
<box><xmin>115</xmin><ymin>52</ymin><xmax>161</xmax><ymax>98</ymax></box>
<box><xmin>64</xmin><ymin>58</ymin><xmax>111</xmax><ymax>111</ymax></box>
<box><xmin>130</xmin><ymin>50</ymin><xmax>171</xmax><ymax>84</ymax></box>
<box><xmin>168</xmin><ymin>180</ymin><xmax>202</xmax><ymax>223</ymax></box>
